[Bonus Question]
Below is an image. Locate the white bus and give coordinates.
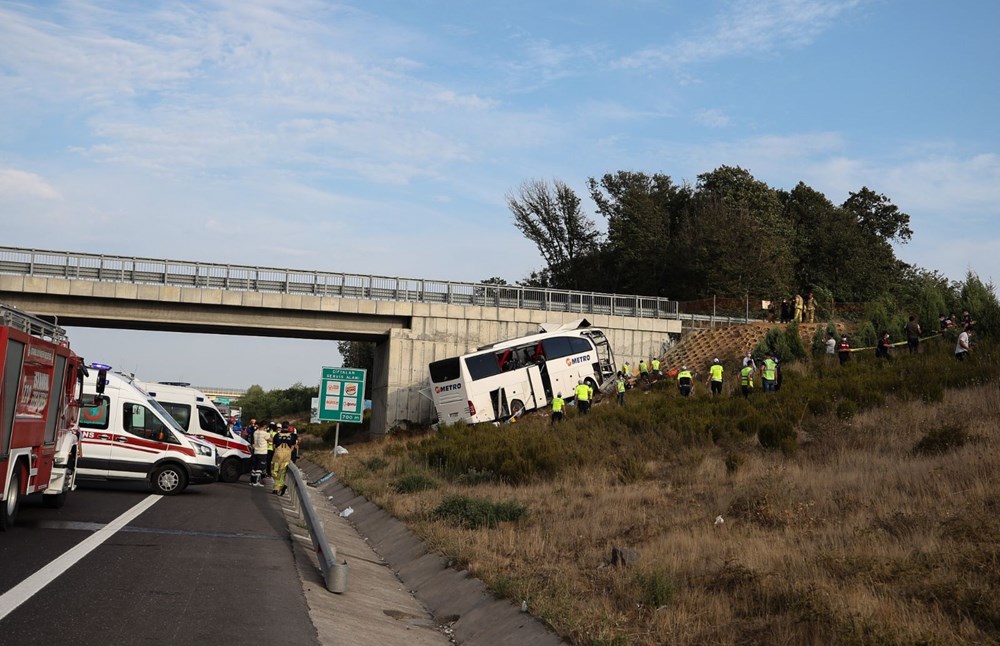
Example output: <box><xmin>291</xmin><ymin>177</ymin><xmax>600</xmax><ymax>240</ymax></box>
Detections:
<box><xmin>428</xmin><ymin>323</ymin><xmax>616</xmax><ymax>425</ymax></box>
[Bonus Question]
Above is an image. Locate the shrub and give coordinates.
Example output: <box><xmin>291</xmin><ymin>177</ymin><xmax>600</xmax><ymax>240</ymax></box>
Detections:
<box><xmin>635</xmin><ymin>568</ymin><xmax>676</xmax><ymax>608</ymax></box>
<box><xmin>783</xmin><ymin>321</ymin><xmax>808</xmax><ymax>360</ymax></box>
<box><xmin>616</xmin><ymin>456</ymin><xmax>649</xmax><ymax>485</ymax></box>
<box><xmin>835</xmin><ymin>400</ymin><xmax>857</xmax><ymax>420</ymax></box>
<box><xmin>758</xmin><ymin>421</ymin><xmax>797</xmax><ymax>453</ymax></box>
<box><xmin>364</xmin><ymin>456</ymin><xmax>389</xmax><ymax>472</ymax></box>
<box><xmin>432</xmin><ymin>495</ymin><xmax>528</xmax><ymax>529</ymax></box>
<box><xmin>393</xmin><ymin>473</ymin><xmax>438</xmax><ymax>493</ymax></box>
<box><xmin>913</xmin><ymin>424</ymin><xmax>969</xmax><ymax>456</ymax></box>
<box><xmin>455</xmin><ymin>468</ymin><xmax>497</xmax><ymax>486</ymax></box>
<box><xmin>724</xmin><ymin>452</ymin><xmax>743</xmax><ymax>475</ymax></box>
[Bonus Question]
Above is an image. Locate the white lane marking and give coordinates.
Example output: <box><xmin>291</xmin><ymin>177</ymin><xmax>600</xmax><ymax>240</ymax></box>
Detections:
<box><xmin>0</xmin><ymin>494</ymin><xmax>161</xmax><ymax>621</ymax></box>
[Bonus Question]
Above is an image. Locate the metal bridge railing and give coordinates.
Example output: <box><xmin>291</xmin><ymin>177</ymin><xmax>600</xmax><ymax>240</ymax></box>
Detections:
<box><xmin>0</xmin><ymin>246</ymin><xmax>682</xmax><ymax>320</ymax></box>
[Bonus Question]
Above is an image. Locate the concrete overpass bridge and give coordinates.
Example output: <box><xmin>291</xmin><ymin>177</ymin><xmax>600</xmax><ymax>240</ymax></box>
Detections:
<box><xmin>0</xmin><ymin>246</ymin><xmax>688</xmax><ymax>434</ymax></box>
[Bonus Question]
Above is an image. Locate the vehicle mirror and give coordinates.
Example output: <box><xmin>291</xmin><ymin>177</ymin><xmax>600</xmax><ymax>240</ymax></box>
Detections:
<box><xmin>79</xmin><ymin>394</ymin><xmax>103</xmax><ymax>408</ymax></box>
<box><xmin>96</xmin><ymin>369</ymin><xmax>107</xmax><ymax>395</ymax></box>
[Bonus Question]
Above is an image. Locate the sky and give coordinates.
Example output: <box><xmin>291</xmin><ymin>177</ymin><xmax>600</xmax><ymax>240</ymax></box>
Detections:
<box><xmin>2</xmin><ymin>0</ymin><xmax>998</xmax><ymax>389</ymax></box>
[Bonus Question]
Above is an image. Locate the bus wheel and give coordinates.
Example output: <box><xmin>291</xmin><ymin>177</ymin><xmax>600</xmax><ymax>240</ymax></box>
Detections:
<box><xmin>585</xmin><ymin>378</ymin><xmax>599</xmax><ymax>397</ymax></box>
<box><xmin>219</xmin><ymin>457</ymin><xmax>241</xmax><ymax>483</ymax></box>
<box><xmin>510</xmin><ymin>399</ymin><xmax>525</xmax><ymax>417</ymax></box>
<box><xmin>0</xmin><ymin>465</ymin><xmax>23</xmax><ymax>530</ymax></box>
<box><xmin>151</xmin><ymin>464</ymin><xmax>188</xmax><ymax>495</ymax></box>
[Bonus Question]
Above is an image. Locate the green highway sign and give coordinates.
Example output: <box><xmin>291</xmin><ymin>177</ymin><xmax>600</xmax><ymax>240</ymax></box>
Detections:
<box><xmin>318</xmin><ymin>367</ymin><xmax>367</xmax><ymax>423</ymax></box>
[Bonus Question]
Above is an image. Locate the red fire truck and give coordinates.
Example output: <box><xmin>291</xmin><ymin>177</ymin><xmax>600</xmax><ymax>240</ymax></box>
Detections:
<box><xmin>0</xmin><ymin>302</ymin><xmax>86</xmax><ymax>530</ymax></box>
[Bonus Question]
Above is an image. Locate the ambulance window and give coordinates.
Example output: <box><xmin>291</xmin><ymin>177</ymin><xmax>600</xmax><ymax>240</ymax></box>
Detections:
<box><xmin>159</xmin><ymin>402</ymin><xmax>191</xmax><ymax>431</ymax></box>
<box><xmin>197</xmin><ymin>405</ymin><xmax>228</xmax><ymax>436</ymax></box>
<box><xmin>122</xmin><ymin>403</ymin><xmax>177</xmax><ymax>444</ymax></box>
<box><xmin>80</xmin><ymin>396</ymin><xmax>110</xmax><ymax>430</ymax></box>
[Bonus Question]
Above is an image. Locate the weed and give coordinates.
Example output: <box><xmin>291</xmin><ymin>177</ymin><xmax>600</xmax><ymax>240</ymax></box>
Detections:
<box><xmin>364</xmin><ymin>456</ymin><xmax>389</xmax><ymax>472</ymax></box>
<box><xmin>635</xmin><ymin>568</ymin><xmax>676</xmax><ymax>608</ymax></box>
<box><xmin>432</xmin><ymin>494</ymin><xmax>528</xmax><ymax>529</ymax></box>
<box><xmin>393</xmin><ymin>472</ymin><xmax>438</xmax><ymax>494</ymax></box>
<box><xmin>912</xmin><ymin>424</ymin><xmax>968</xmax><ymax>456</ymax></box>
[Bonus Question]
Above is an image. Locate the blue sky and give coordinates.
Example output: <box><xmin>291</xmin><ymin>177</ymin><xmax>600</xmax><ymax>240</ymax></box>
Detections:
<box><xmin>2</xmin><ymin>0</ymin><xmax>998</xmax><ymax>389</ymax></box>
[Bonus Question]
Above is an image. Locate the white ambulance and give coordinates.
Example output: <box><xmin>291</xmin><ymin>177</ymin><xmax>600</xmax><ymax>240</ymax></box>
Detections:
<box><xmin>138</xmin><ymin>381</ymin><xmax>251</xmax><ymax>483</ymax></box>
<box><xmin>77</xmin><ymin>366</ymin><xmax>219</xmax><ymax>495</ymax></box>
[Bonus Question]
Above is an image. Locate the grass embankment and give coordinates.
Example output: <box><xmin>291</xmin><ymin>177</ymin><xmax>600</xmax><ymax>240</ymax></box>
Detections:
<box><xmin>312</xmin><ymin>342</ymin><xmax>1000</xmax><ymax>645</ymax></box>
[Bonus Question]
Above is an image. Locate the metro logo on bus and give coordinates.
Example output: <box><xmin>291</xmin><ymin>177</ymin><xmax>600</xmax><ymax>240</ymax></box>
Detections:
<box><xmin>565</xmin><ymin>354</ymin><xmax>592</xmax><ymax>366</ymax></box>
<box><xmin>435</xmin><ymin>384</ymin><xmax>462</xmax><ymax>394</ymax></box>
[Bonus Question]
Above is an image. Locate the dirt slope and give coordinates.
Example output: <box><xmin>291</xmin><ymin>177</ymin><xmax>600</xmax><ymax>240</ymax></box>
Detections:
<box><xmin>659</xmin><ymin>322</ymin><xmax>842</xmax><ymax>374</ymax></box>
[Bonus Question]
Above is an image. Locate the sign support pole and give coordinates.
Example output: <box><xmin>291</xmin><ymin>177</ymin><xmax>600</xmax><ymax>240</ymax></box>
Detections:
<box><xmin>334</xmin><ymin>423</ymin><xmax>340</xmax><ymax>458</ymax></box>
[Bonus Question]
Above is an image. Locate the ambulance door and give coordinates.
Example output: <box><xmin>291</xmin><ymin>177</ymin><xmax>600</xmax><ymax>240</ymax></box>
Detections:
<box><xmin>107</xmin><ymin>402</ymin><xmax>178</xmax><ymax>480</ymax></box>
<box><xmin>77</xmin><ymin>395</ymin><xmax>113</xmax><ymax>478</ymax></box>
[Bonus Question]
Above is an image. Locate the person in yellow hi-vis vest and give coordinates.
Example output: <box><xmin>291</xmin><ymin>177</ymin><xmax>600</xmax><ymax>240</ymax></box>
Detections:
<box><xmin>651</xmin><ymin>357</ymin><xmax>661</xmax><ymax>378</ymax></box>
<box><xmin>677</xmin><ymin>366</ymin><xmax>694</xmax><ymax>397</ymax></box>
<box><xmin>271</xmin><ymin>425</ymin><xmax>296</xmax><ymax>496</ymax></box>
<box><xmin>550</xmin><ymin>393</ymin><xmax>565</xmax><ymax>424</ymax></box>
<box><xmin>574</xmin><ymin>379</ymin><xmax>592</xmax><ymax>415</ymax></box>
<box><xmin>706</xmin><ymin>358</ymin><xmax>724</xmax><ymax>396</ymax></box>
<box><xmin>740</xmin><ymin>363</ymin><xmax>754</xmax><ymax>398</ymax></box>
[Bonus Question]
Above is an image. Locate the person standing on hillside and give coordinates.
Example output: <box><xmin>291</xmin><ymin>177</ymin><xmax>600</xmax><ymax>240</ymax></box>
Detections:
<box><xmin>650</xmin><ymin>357</ymin><xmax>661</xmax><ymax>379</ymax></box>
<box><xmin>677</xmin><ymin>366</ymin><xmax>694</xmax><ymax>397</ymax></box>
<box><xmin>550</xmin><ymin>392</ymin><xmax>565</xmax><ymax>423</ymax></box>
<box><xmin>706</xmin><ymin>358</ymin><xmax>724</xmax><ymax>396</ymax></box>
<box><xmin>761</xmin><ymin>353</ymin><xmax>778</xmax><ymax>392</ymax></box>
<box><xmin>780</xmin><ymin>298</ymin><xmax>791</xmax><ymax>323</ymax></box>
<box><xmin>905</xmin><ymin>315</ymin><xmax>921</xmax><ymax>354</ymax></box>
<box><xmin>794</xmin><ymin>293</ymin><xmax>804</xmax><ymax>323</ymax></box>
<box><xmin>955</xmin><ymin>325</ymin><xmax>972</xmax><ymax>360</ymax></box>
<box><xmin>574</xmin><ymin>380</ymin><xmax>592</xmax><ymax>415</ymax></box>
<box><xmin>876</xmin><ymin>332</ymin><xmax>893</xmax><ymax>362</ymax></box>
<box><xmin>638</xmin><ymin>359</ymin><xmax>650</xmax><ymax>384</ymax></box>
<box><xmin>825</xmin><ymin>332</ymin><xmax>837</xmax><ymax>362</ymax></box>
<box><xmin>615</xmin><ymin>373</ymin><xmax>626</xmax><ymax>406</ymax></box>
<box><xmin>739</xmin><ymin>363</ymin><xmax>754</xmax><ymax>398</ymax></box>
<box><xmin>805</xmin><ymin>293</ymin><xmax>816</xmax><ymax>323</ymax></box>
<box><xmin>837</xmin><ymin>335</ymin><xmax>852</xmax><ymax>365</ymax></box>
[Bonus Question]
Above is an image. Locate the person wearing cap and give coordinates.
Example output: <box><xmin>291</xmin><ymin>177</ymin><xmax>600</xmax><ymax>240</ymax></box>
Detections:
<box><xmin>271</xmin><ymin>423</ymin><xmax>296</xmax><ymax>496</ymax></box>
<box><xmin>837</xmin><ymin>335</ymin><xmax>851</xmax><ymax>365</ymax></box>
<box><xmin>761</xmin><ymin>353</ymin><xmax>778</xmax><ymax>392</ymax></box>
<box><xmin>574</xmin><ymin>379</ymin><xmax>592</xmax><ymax>415</ymax></box>
<box><xmin>550</xmin><ymin>392</ymin><xmax>565</xmax><ymax>424</ymax></box>
<box><xmin>706</xmin><ymin>358</ymin><xmax>724</xmax><ymax>396</ymax></box>
<box><xmin>677</xmin><ymin>365</ymin><xmax>694</xmax><ymax>397</ymax></box>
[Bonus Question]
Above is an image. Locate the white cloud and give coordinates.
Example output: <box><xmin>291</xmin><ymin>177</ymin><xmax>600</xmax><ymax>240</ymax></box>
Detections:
<box><xmin>616</xmin><ymin>0</ymin><xmax>862</xmax><ymax>70</ymax></box>
<box><xmin>0</xmin><ymin>168</ymin><xmax>61</xmax><ymax>200</ymax></box>
<box><xmin>695</xmin><ymin>108</ymin><xmax>730</xmax><ymax>128</ymax></box>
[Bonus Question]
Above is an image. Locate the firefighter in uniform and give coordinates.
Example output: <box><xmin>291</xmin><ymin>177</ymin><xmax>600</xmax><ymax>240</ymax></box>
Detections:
<box><xmin>250</xmin><ymin>423</ymin><xmax>270</xmax><ymax>486</ymax></box>
<box><xmin>271</xmin><ymin>424</ymin><xmax>296</xmax><ymax>496</ymax></box>
<box><xmin>265</xmin><ymin>423</ymin><xmax>277</xmax><ymax>481</ymax></box>
<box><xmin>574</xmin><ymin>379</ymin><xmax>592</xmax><ymax>415</ymax></box>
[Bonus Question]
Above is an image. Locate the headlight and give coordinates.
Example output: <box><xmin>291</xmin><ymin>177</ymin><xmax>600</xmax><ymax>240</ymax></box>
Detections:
<box><xmin>195</xmin><ymin>442</ymin><xmax>213</xmax><ymax>457</ymax></box>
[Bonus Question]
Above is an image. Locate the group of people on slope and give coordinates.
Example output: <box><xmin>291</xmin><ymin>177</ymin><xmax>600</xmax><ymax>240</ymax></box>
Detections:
<box><xmin>241</xmin><ymin>418</ymin><xmax>301</xmax><ymax>496</ymax></box>
<box><xmin>777</xmin><ymin>293</ymin><xmax>817</xmax><ymax>324</ymax></box>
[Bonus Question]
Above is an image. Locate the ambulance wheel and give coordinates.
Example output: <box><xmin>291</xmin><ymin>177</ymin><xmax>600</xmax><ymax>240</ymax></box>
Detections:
<box><xmin>0</xmin><ymin>466</ymin><xmax>23</xmax><ymax>531</ymax></box>
<box><xmin>510</xmin><ymin>399</ymin><xmax>525</xmax><ymax>417</ymax></box>
<box><xmin>151</xmin><ymin>464</ymin><xmax>188</xmax><ymax>495</ymax></box>
<box><xmin>219</xmin><ymin>458</ymin><xmax>241</xmax><ymax>483</ymax></box>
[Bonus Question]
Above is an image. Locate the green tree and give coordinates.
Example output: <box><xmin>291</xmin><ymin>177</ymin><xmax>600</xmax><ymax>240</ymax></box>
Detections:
<box><xmin>959</xmin><ymin>271</ymin><xmax>1000</xmax><ymax>340</ymax></box>
<box><xmin>507</xmin><ymin>179</ymin><xmax>601</xmax><ymax>290</ymax></box>
<box><xmin>587</xmin><ymin>171</ymin><xmax>691</xmax><ymax>296</ymax></box>
<box><xmin>680</xmin><ymin>166</ymin><xmax>793</xmax><ymax>298</ymax></box>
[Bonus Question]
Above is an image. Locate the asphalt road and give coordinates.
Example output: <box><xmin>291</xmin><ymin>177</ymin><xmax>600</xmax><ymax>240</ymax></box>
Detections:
<box><xmin>0</xmin><ymin>477</ymin><xmax>318</xmax><ymax>645</ymax></box>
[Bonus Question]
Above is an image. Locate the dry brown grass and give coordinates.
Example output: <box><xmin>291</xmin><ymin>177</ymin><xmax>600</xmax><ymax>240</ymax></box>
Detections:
<box><xmin>313</xmin><ymin>384</ymin><xmax>1000</xmax><ymax>645</ymax></box>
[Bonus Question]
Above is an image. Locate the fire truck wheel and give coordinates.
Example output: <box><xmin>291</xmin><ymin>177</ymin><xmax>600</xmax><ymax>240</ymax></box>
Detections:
<box><xmin>151</xmin><ymin>464</ymin><xmax>188</xmax><ymax>496</ymax></box>
<box><xmin>0</xmin><ymin>465</ymin><xmax>23</xmax><ymax>531</ymax></box>
<box><xmin>219</xmin><ymin>457</ymin><xmax>241</xmax><ymax>483</ymax></box>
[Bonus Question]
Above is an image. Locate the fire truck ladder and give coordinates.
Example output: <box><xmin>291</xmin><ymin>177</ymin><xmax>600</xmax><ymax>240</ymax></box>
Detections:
<box><xmin>0</xmin><ymin>302</ymin><xmax>68</xmax><ymax>344</ymax></box>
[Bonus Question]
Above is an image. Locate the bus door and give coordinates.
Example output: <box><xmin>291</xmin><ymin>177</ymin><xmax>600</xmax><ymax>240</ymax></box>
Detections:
<box><xmin>526</xmin><ymin>364</ymin><xmax>547</xmax><ymax>410</ymax></box>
